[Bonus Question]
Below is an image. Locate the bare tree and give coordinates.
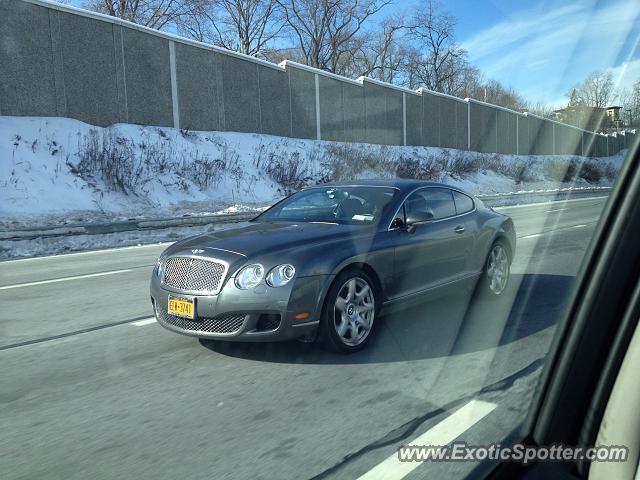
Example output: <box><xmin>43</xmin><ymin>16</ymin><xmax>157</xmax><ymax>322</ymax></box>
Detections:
<box><xmin>407</xmin><ymin>0</ymin><xmax>465</xmax><ymax>93</ymax></box>
<box><xmin>567</xmin><ymin>70</ymin><xmax>616</xmax><ymax>108</ymax></box>
<box><xmin>85</xmin><ymin>0</ymin><xmax>197</xmax><ymax>30</ymax></box>
<box><xmin>619</xmin><ymin>80</ymin><xmax>640</xmax><ymax>128</ymax></box>
<box><xmin>276</xmin><ymin>0</ymin><xmax>391</xmax><ymax>74</ymax></box>
<box><xmin>525</xmin><ymin>101</ymin><xmax>556</xmax><ymax>118</ymax></box>
<box><xmin>476</xmin><ymin>79</ymin><xmax>527</xmax><ymax>110</ymax></box>
<box><xmin>436</xmin><ymin>59</ymin><xmax>481</xmax><ymax>98</ymax></box>
<box><xmin>352</xmin><ymin>17</ymin><xmax>408</xmax><ymax>83</ymax></box>
<box><xmin>177</xmin><ymin>0</ymin><xmax>281</xmax><ymax>56</ymax></box>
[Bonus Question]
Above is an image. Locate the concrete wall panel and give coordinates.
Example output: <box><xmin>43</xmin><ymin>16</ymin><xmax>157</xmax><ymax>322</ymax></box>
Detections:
<box><xmin>439</xmin><ymin>97</ymin><xmax>456</xmax><ymax>148</ymax></box>
<box><xmin>57</xmin><ymin>11</ymin><xmax>120</xmax><ymax>126</ymax></box>
<box><xmin>405</xmin><ymin>94</ymin><xmax>422</xmax><ymax>146</ymax></box>
<box><xmin>221</xmin><ymin>55</ymin><xmax>259</xmax><ymax>133</ymax></box>
<box><xmin>529</xmin><ymin>117</ymin><xmax>544</xmax><ymax>155</ymax></box>
<box><xmin>454</xmin><ymin>101</ymin><xmax>468</xmax><ymax>150</ymax></box>
<box><xmin>0</xmin><ymin>1</ymin><xmax>57</xmax><ymax>117</ymax></box>
<box><xmin>552</xmin><ymin>125</ymin><xmax>563</xmax><ymax>155</ymax></box>
<box><xmin>517</xmin><ymin>116</ymin><xmax>531</xmax><ymax>155</ymax></box>
<box><xmin>364</xmin><ymin>81</ymin><xmax>402</xmax><ymax>145</ymax></box>
<box><xmin>175</xmin><ymin>43</ymin><xmax>221</xmax><ymax>132</ymax></box>
<box><xmin>595</xmin><ymin>136</ymin><xmax>607</xmax><ymax>157</ymax></box>
<box><xmin>534</xmin><ymin>120</ymin><xmax>554</xmax><ymax>155</ymax></box>
<box><xmin>122</xmin><ymin>28</ymin><xmax>173</xmax><ymax>126</ymax></box>
<box><xmin>628</xmin><ymin>132</ymin><xmax>638</xmax><ymax>154</ymax></box>
<box><xmin>572</xmin><ymin>128</ymin><xmax>583</xmax><ymax>155</ymax></box>
<box><xmin>422</xmin><ymin>92</ymin><xmax>440</xmax><ymax>147</ymax></box>
<box><xmin>342</xmin><ymin>82</ymin><xmax>365</xmax><ymax>142</ymax></box>
<box><xmin>258</xmin><ymin>65</ymin><xmax>290</xmax><ymax>137</ymax></box>
<box><xmin>385</xmin><ymin>88</ymin><xmax>403</xmax><ymax>146</ymax></box>
<box><xmin>318</xmin><ymin>75</ymin><xmax>344</xmax><ymax>142</ymax></box>
<box><xmin>563</xmin><ymin>125</ymin><xmax>581</xmax><ymax>155</ymax></box>
<box><xmin>469</xmin><ymin>102</ymin><xmax>497</xmax><ymax>153</ymax></box>
<box><xmin>496</xmin><ymin>109</ymin><xmax>517</xmax><ymax>154</ymax></box>
<box><xmin>363</xmin><ymin>81</ymin><xmax>386</xmax><ymax>144</ymax></box>
<box><xmin>583</xmin><ymin>132</ymin><xmax>596</xmax><ymax>157</ymax></box>
<box><xmin>288</xmin><ymin>66</ymin><xmax>316</xmax><ymax>140</ymax></box>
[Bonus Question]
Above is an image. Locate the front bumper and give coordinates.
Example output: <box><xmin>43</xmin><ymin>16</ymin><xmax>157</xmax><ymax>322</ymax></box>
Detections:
<box><xmin>150</xmin><ymin>273</ymin><xmax>332</xmax><ymax>342</ymax></box>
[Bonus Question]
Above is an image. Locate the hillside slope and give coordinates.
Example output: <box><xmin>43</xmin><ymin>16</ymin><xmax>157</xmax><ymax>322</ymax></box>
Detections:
<box><xmin>0</xmin><ymin>116</ymin><xmax>625</xmax><ymax>228</ymax></box>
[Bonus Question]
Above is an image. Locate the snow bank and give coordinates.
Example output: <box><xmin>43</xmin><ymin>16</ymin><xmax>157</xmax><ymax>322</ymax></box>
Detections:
<box><xmin>0</xmin><ymin>116</ymin><xmax>627</xmax><ymax>228</ymax></box>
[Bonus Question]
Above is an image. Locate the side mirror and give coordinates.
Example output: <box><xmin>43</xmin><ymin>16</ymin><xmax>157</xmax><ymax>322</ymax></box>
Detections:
<box><xmin>391</xmin><ymin>217</ymin><xmax>404</xmax><ymax>229</ymax></box>
<box><xmin>405</xmin><ymin>211</ymin><xmax>434</xmax><ymax>233</ymax></box>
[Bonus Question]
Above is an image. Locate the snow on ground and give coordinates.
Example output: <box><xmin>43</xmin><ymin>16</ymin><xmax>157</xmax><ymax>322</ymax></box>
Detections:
<box><xmin>1</xmin><ymin>116</ymin><xmax>627</xmax><ymax>230</ymax></box>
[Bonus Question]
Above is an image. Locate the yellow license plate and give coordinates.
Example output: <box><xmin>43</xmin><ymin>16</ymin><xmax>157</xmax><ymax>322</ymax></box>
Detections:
<box><xmin>168</xmin><ymin>296</ymin><xmax>195</xmax><ymax>319</ymax></box>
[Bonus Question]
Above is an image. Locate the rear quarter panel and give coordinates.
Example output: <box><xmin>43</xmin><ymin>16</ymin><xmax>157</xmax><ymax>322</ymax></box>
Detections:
<box><xmin>470</xmin><ymin>207</ymin><xmax>516</xmax><ymax>274</ymax></box>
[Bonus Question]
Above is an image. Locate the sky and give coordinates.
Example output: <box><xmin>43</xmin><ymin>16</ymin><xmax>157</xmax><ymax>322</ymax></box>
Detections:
<box><xmin>428</xmin><ymin>0</ymin><xmax>640</xmax><ymax>107</ymax></box>
<box><xmin>64</xmin><ymin>0</ymin><xmax>640</xmax><ymax>108</ymax></box>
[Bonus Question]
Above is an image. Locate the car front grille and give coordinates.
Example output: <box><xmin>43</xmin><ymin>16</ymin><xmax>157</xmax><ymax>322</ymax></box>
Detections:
<box><xmin>155</xmin><ymin>306</ymin><xmax>246</xmax><ymax>334</ymax></box>
<box><xmin>162</xmin><ymin>257</ymin><xmax>226</xmax><ymax>293</ymax></box>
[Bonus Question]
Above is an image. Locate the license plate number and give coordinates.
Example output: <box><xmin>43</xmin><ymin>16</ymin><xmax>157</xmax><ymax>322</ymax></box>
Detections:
<box><xmin>168</xmin><ymin>296</ymin><xmax>195</xmax><ymax>319</ymax></box>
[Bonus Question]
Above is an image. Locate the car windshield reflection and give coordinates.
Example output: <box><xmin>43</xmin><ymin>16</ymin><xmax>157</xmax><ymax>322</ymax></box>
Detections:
<box><xmin>255</xmin><ymin>186</ymin><xmax>399</xmax><ymax>225</ymax></box>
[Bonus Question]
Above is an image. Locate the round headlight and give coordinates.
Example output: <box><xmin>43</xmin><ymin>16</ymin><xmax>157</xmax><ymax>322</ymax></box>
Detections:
<box><xmin>235</xmin><ymin>264</ymin><xmax>264</xmax><ymax>289</ymax></box>
<box><xmin>266</xmin><ymin>264</ymin><xmax>296</xmax><ymax>287</ymax></box>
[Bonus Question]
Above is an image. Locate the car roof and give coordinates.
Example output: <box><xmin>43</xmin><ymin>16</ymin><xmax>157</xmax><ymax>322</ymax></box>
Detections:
<box><xmin>307</xmin><ymin>179</ymin><xmax>466</xmax><ymax>195</ymax></box>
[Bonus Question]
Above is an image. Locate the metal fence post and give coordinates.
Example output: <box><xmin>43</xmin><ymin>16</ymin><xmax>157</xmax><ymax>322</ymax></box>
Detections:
<box><xmin>314</xmin><ymin>73</ymin><xmax>321</xmax><ymax>140</ymax></box>
<box><xmin>402</xmin><ymin>92</ymin><xmax>407</xmax><ymax>146</ymax></box>
<box><xmin>169</xmin><ymin>41</ymin><xmax>180</xmax><ymax>129</ymax></box>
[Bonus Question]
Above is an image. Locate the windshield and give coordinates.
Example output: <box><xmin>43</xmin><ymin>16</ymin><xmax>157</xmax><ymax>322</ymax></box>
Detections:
<box><xmin>255</xmin><ymin>186</ymin><xmax>398</xmax><ymax>224</ymax></box>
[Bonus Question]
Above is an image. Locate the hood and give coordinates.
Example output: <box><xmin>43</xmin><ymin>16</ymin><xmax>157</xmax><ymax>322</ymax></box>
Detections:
<box><xmin>164</xmin><ymin>221</ymin><xmax>375</xmax><ymax>260</ymax></box>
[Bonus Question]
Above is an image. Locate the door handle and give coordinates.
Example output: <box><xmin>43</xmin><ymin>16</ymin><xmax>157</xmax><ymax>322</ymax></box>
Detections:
<box><xmin>454</xmin><ymin>225</ymin><xmax>465</xmax><ymax>234</ymax></box>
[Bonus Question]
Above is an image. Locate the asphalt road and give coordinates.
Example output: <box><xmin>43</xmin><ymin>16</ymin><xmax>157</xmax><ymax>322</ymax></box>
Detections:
<box><xmin>0</xmin><ymin>196</ymin><xmax>608</xmax><ymax>480</ymax></box>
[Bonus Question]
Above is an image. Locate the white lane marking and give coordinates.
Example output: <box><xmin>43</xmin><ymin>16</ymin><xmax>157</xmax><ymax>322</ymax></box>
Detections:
<box><xmin>518</xmin><ymin>222</ymin><xmax>597</xmax><ymax>240</ymax></box>
<box><xmin>131</xmin><ymin>317</ymin><xmax>157</xmax><ymax>326</ymax></box>
<box><xmin>357</xmin><ymin>400</ymin><xmax>497</xmax><ymax>480</ymax></box>
<box><xmin>545</xmin><ymin>208</ymin><xmax>566</xmax><ymax>213</ymax></box>
<box><xmin>2</xmin><ymin>242</ymin><xmax>172</xmax><ymax>263</ymax></box>
<box><xmin>495</xmin><ymin>195</ymin><xmax>607</xmax><ymax>211</ymax></box>
<box><xmin>0</xmin><ymin>269</ymin><xmax>133</xmax><ymax>290</ymax></box>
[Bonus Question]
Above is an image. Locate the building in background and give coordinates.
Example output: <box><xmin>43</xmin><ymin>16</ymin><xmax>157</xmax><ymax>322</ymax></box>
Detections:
<box><xmin>606</xmin><ymin>106</ymin><xmax>623</xmax><ymax>131</ymax></box>
<box><xmin>552</xmin><ymin>105</ymin><xmax>625</xmax><ymax>133</ymax></box>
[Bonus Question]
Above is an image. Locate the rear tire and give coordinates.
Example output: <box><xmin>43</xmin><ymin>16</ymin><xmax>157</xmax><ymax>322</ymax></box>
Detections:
<box><xmin>478</xmin><ymin>241</ymin><xmax>510</xmax><ymax>297</ymax></box>
<box><xmin>318</xmin><ymin>268</ymin><xmax>379</xmax><ymax>353</ymax></box>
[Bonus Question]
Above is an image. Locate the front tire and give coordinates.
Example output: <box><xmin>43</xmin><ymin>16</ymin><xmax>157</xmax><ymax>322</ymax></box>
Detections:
<box><xmin>318</xmin><ymin>269</ymin><xmax>378</xmax><ymax>353</ymax></box>
<box><xmin>479</xmin><ymin>241</ymin><xmax>510</xmax><ymax>297</ymax></box>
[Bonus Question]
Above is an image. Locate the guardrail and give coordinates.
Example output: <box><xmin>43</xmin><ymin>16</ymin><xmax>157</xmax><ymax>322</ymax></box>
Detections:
<box><xmin>0</xmin><ymin>187</ymin><xmax>612</xmax><ymax>241</ymax></box>
<box><xmin>479</xmin><ymin>186</ymin><xmax>612</xmax><ymax>206</ymax></box>
<box><xmin>0</xmin><ymin>211</ymin><xmax>259</xmax><ymax>241</ymax></box>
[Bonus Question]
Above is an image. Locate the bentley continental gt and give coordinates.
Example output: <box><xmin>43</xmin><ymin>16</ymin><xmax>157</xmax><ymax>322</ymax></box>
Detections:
<box><xmin>150</xmin><ymin>180</ymin><xmax>515</xmax><ymax>353</ymax></box>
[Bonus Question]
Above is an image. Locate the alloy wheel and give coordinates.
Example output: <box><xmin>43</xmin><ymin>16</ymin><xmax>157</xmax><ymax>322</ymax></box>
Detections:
<box><xmin>333</xmin><ymin>277</ymin><xmax>375</xmax><ymax>346</ymax></box>
<box><xmin>487</xmin><ymin>244</ymin><xmax>510</xmax><ymax>295</ymax></box>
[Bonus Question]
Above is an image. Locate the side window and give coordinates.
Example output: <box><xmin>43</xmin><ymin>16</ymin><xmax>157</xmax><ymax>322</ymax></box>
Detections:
<box><xmin>404</xmin><ymin>191</ymin><xmax>430</xmax><ymax>218</ymax></box>
<box><xmin>423</xmin><ymin>188</ymin><xmax>456</xmax><ymax>219</ymax></box>
<box><xmin>452</xmin><ymin>190</ymin><xmax>474</xmax><ymax>214</ymax></box>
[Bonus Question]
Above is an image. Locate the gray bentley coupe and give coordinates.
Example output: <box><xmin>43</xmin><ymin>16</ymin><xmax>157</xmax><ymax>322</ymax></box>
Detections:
<box><xmin>150</xmin><ymin>180</ymin><xmax>515</xmax><ymax>353</ymax></box>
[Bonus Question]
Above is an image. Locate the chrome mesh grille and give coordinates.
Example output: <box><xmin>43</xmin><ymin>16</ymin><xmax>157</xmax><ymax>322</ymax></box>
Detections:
<box><xmin>162</xmin><ymin>257</ymin><xmax>226</xmax><ymax>293</ymax></box>
<box><xmin>155</xmin><ymin>306</ymin><xmax>246</xmax><ymax>334</ymax></box>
